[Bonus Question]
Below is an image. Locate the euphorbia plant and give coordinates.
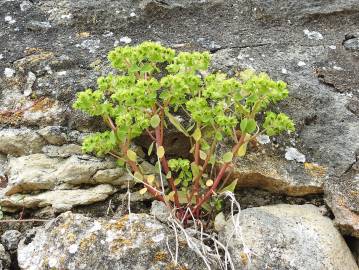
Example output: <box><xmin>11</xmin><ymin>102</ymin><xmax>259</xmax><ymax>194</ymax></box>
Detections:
<box><xmin>73</xmin><ymin>41</ymin><xmax>294</xmax><ymax>224</ymax></box>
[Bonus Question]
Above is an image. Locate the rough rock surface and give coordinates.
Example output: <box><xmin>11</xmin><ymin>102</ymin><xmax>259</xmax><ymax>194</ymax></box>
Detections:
<box><xmin>4</xmin><ymin>154</ymin><xmax>130</xmax><ymax>195</ymax></box>
<box><xmin>17</xmin><ymin>212</ymin><xmax>212</xmax><ymax>270</ymax></box>
<box><xmin>0</xmin><ymin>0</ymin><xmax>359</xmax><ymax>241</ymax></box>
<box><xmin>220</xmin><ymin>204</ymin><xmax>358</xmax><ymax>270</ymax></box>
<box><xmin>1</xmin><ymin>230</ymin><xmax>21</xmax><ymax>252</ymax></box>
<box><xmin>1</xmin><ymin>184</ymin><xmax>117</xmax><ymax>213</ymax></box>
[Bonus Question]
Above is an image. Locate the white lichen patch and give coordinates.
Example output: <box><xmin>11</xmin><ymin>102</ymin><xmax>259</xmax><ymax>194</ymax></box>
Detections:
<box><xmin>5</xmin><ymin>15</ymin><xmax>16</xmax><ymax>24</ymax></box>
<box><xmin>4</xmin><ymin>67</ymin><xmax>15</xmax><ymax>77</ymax></box>
<box><xmin>60</xmin><ymin>14</ymin><xmax>72</xmax><ymax>20</ymax></box>
<box><xmin>57</xmin><ymin>71</ymin><xmax>67</xmax><ymax>76</ymax></box>
<box><xmin>257</xmin><ymin>135</ymin><xmax>270</xmax><ymax>144</ymax></box>
<box><xmin>48</xmin><ymin>257</ymin><xmax>58</xmax><ymax>268</ymax></box>
<box><xmin>80</xmin><ymin>39</ymin><xmax>100</xmax><ymax>53</ymax></box>
<box><xmin>119</xmin><ymin>36</ymin><xmax>132</xmax><ymax>44</ymax></box>
<box><xmin>89</xmin><ymin>221</ymin><xmax>102</xmax><ymax>233</ymax></box>
<box><xmin>68</xmin><ymin>244</ymin><xmax>78</xmax><ymax>254</ymax></box>
<box><xmin>333</xmin><ymin>66</ymin><xmax>343</xmax><ymax>71</ymax></box>
<box><xmin>145</xmin><ymin>222</ymin><xmax>163</xmax><ymax>230</ymax></box>
<box><xmin>297</xmin><ymin>61</ymin><xmax>306</xmax><ymax>67</ymax></box>
<box><xmin>285</xmin><ymin>147</ymin><xmax>306</xmax><ymax>163</ymax></box>
<box><xmin>303</xmin><ymin>29</ymin><xmax>323</xmax><ymax>40</ymax></box>
<box><xmin>151</xmin><ymin>233</ymin><xmax>165</xmax><ymax>243</ymax></box>
<box><xmin>281</xmin><ymin>68</ymin><xmax>288</xmax><ymax>74</ymax></box>
<box><xmin>329</xmin><ymin>45</ymin><xmax>336</xmax><ymax>50</ymax></box>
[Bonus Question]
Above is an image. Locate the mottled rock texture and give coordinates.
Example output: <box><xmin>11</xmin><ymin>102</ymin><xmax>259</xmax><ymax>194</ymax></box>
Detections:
<box><xmin>220</xmin><ymin>204</ymin><xmax>358</xmax><ymax>270</ymax></box>
<box><xmin>17</xmin><ymin>212</ymin><xmax>212</xmax><ymax>270</ymax></box>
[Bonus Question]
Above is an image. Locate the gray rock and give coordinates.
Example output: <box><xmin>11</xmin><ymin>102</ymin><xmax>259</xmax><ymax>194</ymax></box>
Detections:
<box><xmin>1</xmin><ymin>184</ymin><xmax>117</xmax><ymax>213</ymax></box>
<box><xmin>17</xmin><ymin>212</ymin><xmax>212</xmax><ymax>270</ymax></box>
<box><xmin>150</xmin><ymin>200</ymin><xmax>171</xmax><ymax>223</ymax></box>
<box><xmin>220</xmin><ymin>204</ymin><xmax>358</xmax><ymax>270</ymax></box>
<box><xmin>4</xmin><ymin>154</ymin><xmax>126</xmax><ymax>195</ymax></box>
<box><xmin>0</xmin><ymin>244</ymin><xmax>10</xmax><ymax>270</ymax></box>
<box><xmin>37</xmin><ymin>126</ymin><xmax>69</xmax><ymax>145</ymax></box>
<box><xmin>344</xmin><ymin>38</ymin><xmax>359</xmax><ymax>51</ymax></box>
<box><xmin>42</xmin><ymin>144</ymin><xmax>82</xmax><ymax>158</ymax></box>
<box><xmin>1</xmin><ymin>230</ymin><xmax>21</xmax><ymax>251</ymax></box>
<box><xmin>0</xmin><ymin>128</ymin><xmax>45</xmax><ymax>156</ymax></box>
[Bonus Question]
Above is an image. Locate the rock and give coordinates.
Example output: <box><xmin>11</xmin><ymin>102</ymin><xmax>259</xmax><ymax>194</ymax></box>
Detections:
<box><xmin>232</xmin><ymin>152</ymin><xmax>324</xmax><ymax>196</ymax></box>
<box><xmin>42</xmin><ymin>144</ymin><xmax>83</xmax><ymax>158</ymax></box>
<box><xmin>325</xmin><ymin>165</ymin><xmax>359</xmax><ymax>237</ymax></box>
<box><xmin>214</xmin><ymin>212</ymin><xmax>226</xmax><ymax>232</ymax></box>
<box><xmin>1</xmin><ymin>184</ymin><xmax>117</xmax><ymax>213</ymax></box>
<box><xmin>4</xmin><ymin>154</ymin><xmax>58</xmax><ymax>195</ymax></box>
<box><xmin>4</xmin><ymin>154</ymin><xmax>129</xmax><ymax>195</ymax></box>
<box><xmin>150</xmin><ymin>200</ymin><xmax>171</xmax><ymax>223</ymax></box>
<box><xmin>0</xmin><ymin>244</ymin><xmax>10</xmax><ymax>270</ymax></box>
<box><xmin>17</xmin><ymin>212</ymin><xmax>212</xmax><ymax>270</ymax></box>
<box><xmin>21</xmin><ymin>99</ymin><xmax>68</xmax><ymax>126</ymax></box>
<box><xmin>285</xmin><ymin>147</ymin><xmax>306</xmax><ymax>163</ymax></box>
<box><xmin>0</xmin><ymin>128</ymin><xmax>45</xmax><ymax>156</ymax></box>
<box><xmin>37</xmin><ymin>126</ymin><xmax>69</xmax><ymax>145</ymax></box>
<box><xmin>1</xmin><ymin>230</ymin><xmax>21</xmax><ymax>251</ymax></box>
<box><xmin>220</xmin><ymin>204</ymin><xmax>358</xmax><ymax>270</ymax></box>
<box><xmin>344</xmin><ymin>38</ymin><xmax>359</xmax><ymax>51</ymax></box>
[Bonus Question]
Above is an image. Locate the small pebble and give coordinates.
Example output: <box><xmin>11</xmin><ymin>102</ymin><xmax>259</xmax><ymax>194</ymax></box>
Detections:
<box><xmin>297</xmin><ymin>61</ymin><xmax>306</xmax><ymax>67</ymax></box>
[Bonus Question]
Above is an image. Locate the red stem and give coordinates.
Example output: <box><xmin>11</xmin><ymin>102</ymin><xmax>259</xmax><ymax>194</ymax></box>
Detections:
<box><xmin>186</xmin><ymin>133</ymin><xmax>247</xmax><ymax>220</ymax></box>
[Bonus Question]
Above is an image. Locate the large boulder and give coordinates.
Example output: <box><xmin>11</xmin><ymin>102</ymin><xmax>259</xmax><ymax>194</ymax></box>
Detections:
<box><xmin>17</xmin><ymin>212</ymin><xmax>213</xmax><ymax>270</ymax></box>
<box><xmin>220</xmin><ymin>204</ymin><xmax>358</xmax><ymax>270</ymax></box>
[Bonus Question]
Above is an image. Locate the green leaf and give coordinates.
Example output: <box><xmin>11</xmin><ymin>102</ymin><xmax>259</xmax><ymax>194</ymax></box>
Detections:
<box><xmin>192</xmin><ymin>127</ymin><xmax>201</xmax><ymax>141</ymax></box>
<box><xmin>139</xmin><ymin>187</ymin><xmax>147</xmax><ymax>195</ymax></box>
<box><xmin>157</xmin><ymin>146</ymin><xmax>165</xmax><ymax>159</ymax></box>
<box><xmin>191</xmin><ymin>162</ymin><xmax>200</xmax><ymax>177</ymax></box>
<box><xmin>127</xmin><ymin>149</ymin><xmax>137</xmax><ymax>162</ymax></box>
<box><xmin>222</xmin><ymin>151</ymin><xmax>233</xmax><ymax>163</ymax></box>
<box><xmin>219</xmin><ymin>179</ymin><xmax>238</xmax><ymax>194</ymax></box>
<box><xmin>165</xmin><ymin>111</ymin><xmax>189</xmax><ymax>137</ymax></box>
<box><xmin>199</xmin><ymin>150</ymin><xmax>207</xmax><ymax>161</ymax></box>
<box><xmin>134</xmin><ymin>171</ymin><xmax>144</xmax><ymax>182</ymax></box>
<box><xmin>240</xmin><ymin>118</ymin><xmax>256</xmax><ymax>134</ymax></box>
<box><xmin>215</xmin><ymin>131</ymin><xmax>223</xmax><ymax>141</ymax></box>
<box><xmin>174</xmin><ymin>178</ymin><xmax>181</xmax><ymax>186</ymax></box>
<box><xmin>150</xmin><ymin>114</ymin><xmax>161</xmax><ymax>128</ymax></box>
<box><xmin>148</xmin><ymin>142</ymin><xmax>154</xmax><ymax>156</ymax></box>
<box><xmin>237</xmin><ymin>142</ymin><xmax>248</xmax><ymax>157</ymax></box>
<box><xmin>201</xmin><ymin>202</ymin><xmax>211</xmax><ymax>212</ymax></box>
